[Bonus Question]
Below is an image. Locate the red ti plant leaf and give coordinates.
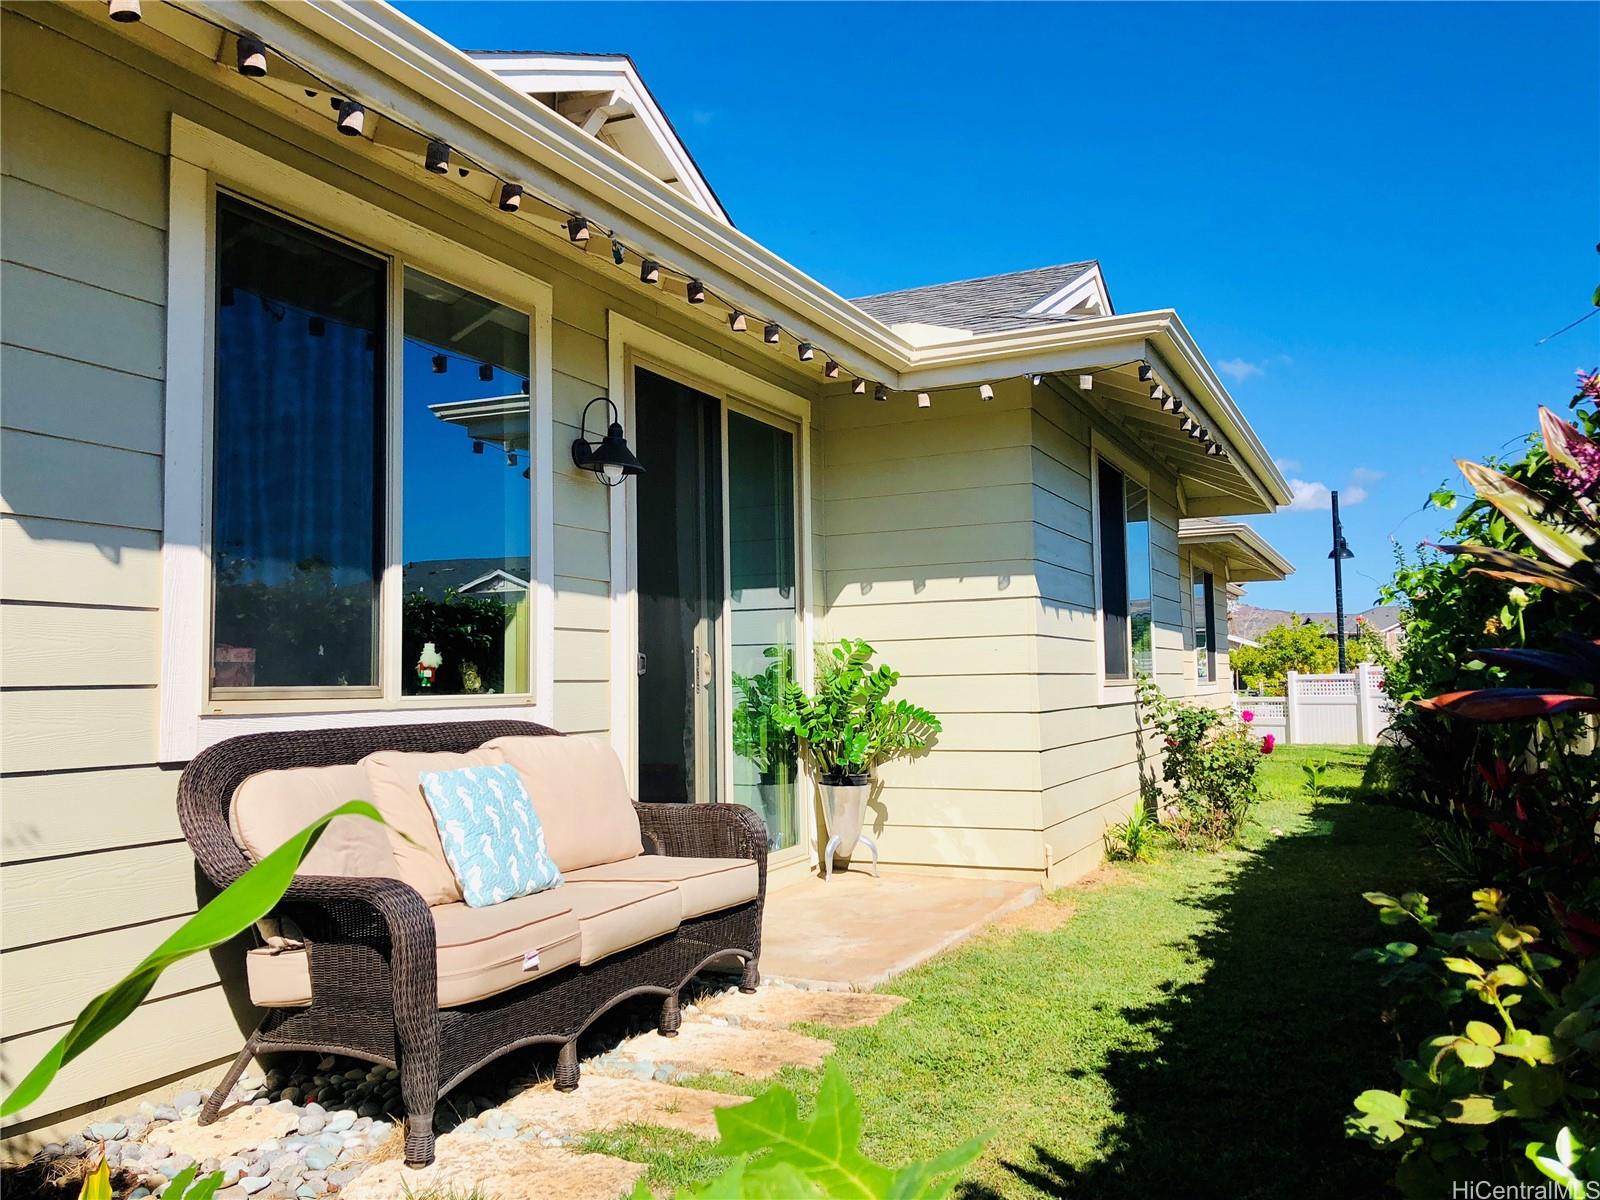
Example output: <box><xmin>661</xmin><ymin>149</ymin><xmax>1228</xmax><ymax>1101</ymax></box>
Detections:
<box><xmin>1457</xmin><ymin>459</ymin><xmax>1595</xmax><ymax>568</ymax></box>
<box><xmin>1414</xmin><ymin>688</ymin><xmax>1600</xmax><ymax>720</ymax></box>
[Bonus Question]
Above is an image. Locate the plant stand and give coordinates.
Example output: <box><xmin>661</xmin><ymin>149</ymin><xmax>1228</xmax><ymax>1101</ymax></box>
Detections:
<box><xmin>818</xmin><ymin>780</ymin><xmax>880</xmax><ymax>881</ymax></box>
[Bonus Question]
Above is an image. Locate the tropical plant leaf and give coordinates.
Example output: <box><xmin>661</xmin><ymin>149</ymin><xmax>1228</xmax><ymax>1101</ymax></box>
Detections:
<box><xmin>1540</xmin><ymin>406</ymin><xmax>1595</xmax><ymax>473</ymax></box>
<box><xmin>1457</xmin><ymin>460</ymin><xmax>1594</xmax><ymax>567</ymax></box>
<box><xmin>79</xmin><ymin>1152</ymin><xmax>112</xmax><ymax>1200</ymax></box>
<box><xmin>2</xmin><ymin>800</ymin><xmax>385</xmax><ymax>1118</ymax></box>
<box><xmin>1414</xmin><ymin>689</ymin><xmax>1600</xmax><ymax>720</ymax></box>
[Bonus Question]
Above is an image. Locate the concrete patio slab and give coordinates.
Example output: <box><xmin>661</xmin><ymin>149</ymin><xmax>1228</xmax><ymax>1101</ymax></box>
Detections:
<box><xmin>343</xmin><ymin>1140</ymin><xmax>645</xmax><ymax>1200</ymax></box>
<box><xmin>501</xmin><ymin>1075</ymin><xmax>748</xmax><ymax>1139</ymax></box>
<box><xmin>758</xmin><ymin>871</ymin><xmax>1041</xmax><ymax>989</ymax></box>
<box><xmin>593</xmin><ymin>1023</ymin><xmax>834</xmax><ymax>1081</ymax></box>
<box><xmin>696</xmin><ymin>988</ymin><xmax>909</xmax><ymax>1030</ymax></box>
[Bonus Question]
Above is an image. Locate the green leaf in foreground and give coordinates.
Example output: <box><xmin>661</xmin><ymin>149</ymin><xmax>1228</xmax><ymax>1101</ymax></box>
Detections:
<box><xmin>640</xmin><ymin>1060</ymin><xmax>991</xmax><ymax>1199</ymax></box>
<box><xmin>3</xmin><ymin>800</ymin><xmax>385</xmax><ymax>1118</ymax></box>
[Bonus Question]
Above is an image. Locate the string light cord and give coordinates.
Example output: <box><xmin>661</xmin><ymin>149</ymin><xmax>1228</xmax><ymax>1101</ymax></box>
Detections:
<box><xmin>146</xmin><ymin>0</ymin><xmax>1222</xmax><ymax>435</ymax></box>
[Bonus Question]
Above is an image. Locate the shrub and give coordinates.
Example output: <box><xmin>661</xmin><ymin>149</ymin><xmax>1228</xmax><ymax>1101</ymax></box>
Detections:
<box><xmin>1103</xmin><ymin>801</ymin><xmax>1157</xmax><ymax>862</ymax></box>
<box><xmin>1136</xmin><ymin>679</ymin><xmax>1267</xmax><ymax>847</ymax></box>
<box><xmin>1348</xmin><ymin>889</ymin><xmax>1600</xmax><ymax>1198</ymax></box>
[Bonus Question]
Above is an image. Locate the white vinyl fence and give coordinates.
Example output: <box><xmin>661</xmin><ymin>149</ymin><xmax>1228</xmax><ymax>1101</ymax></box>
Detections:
<box><xmin>1234</xmin><ymin>664</ymin><xmax>1392</xmax><ymax>746</ymax></box>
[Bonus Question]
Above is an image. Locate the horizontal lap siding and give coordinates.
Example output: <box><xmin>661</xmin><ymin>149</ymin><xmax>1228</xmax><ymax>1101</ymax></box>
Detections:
<box><xmin>818</xmin><ymin>377</ymin><xmax>1045</xmax><ymax>874</ymax></box>
<box><xmin>1030</xmin><ymin>390</ymin><xmax>1186</xmax><ymax>883</ymax></box>
<box><xmin>1</xmin><ymin>44</ymin><xmax>177</xmax><ymax>1097</ymax></box>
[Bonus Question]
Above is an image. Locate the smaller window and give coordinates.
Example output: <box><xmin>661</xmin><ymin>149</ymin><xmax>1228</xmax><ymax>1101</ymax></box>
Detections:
<box><xmin>1194</xmin><ymin>570</ymin><xmax>1216</xmax><ymax>684</ymax></box>
<box><xmin>1097</xmin><ymin>459</ymin><xmax>1151</xmax><ymax>681</ymax></box>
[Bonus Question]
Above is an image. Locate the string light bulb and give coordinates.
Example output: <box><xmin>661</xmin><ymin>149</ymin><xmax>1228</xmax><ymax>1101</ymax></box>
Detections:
<box><xmin>1138</xmin><ymin>365</ymin><xmax>1155</xmax><ymax>383</ymax></box>
<box><xmin>917</xmin><ymin>392</ymin><xmax>932</xmax><ymax>408</ymax></box>
<box><xmin>1031</xmin><ymin>374</ymin><xmax>1044</xmax><ymax>386</ymax></box>
<box><xmin>763</xmin><ymin>323</ymin><xmax>781</xmax><ymax>345</ymax></box>
<box><xmin>237</xmin><ymin>36</ymin><xmax>268</xmax><ymax>77</ymax></box>
<box><xmin>425</xmin><ymin>140</ymin><xmax>451</xmax><ymax>174</ymax></box>
<box><xmin>824</xmin><ymin>360</ymin><xmax>841</xmax><ymax>379</ymax></box>
<box><xmin>506</xmin><ymin>451</ymin><xmax>517</xmax><ymax>466</ymax></box>
<box><xmin>107</xmin><ymin>0</ymin><xmax>141</xmax><ymax>22</ymax></box>
<box><xmin>851</xmin><ymin>379</ymin><xmax>867</xmax><ymax>395</ymax></box>
<box><xmin>472</xmin><ymin>441</ymin><xmax>484</xmax><ymax>455</ymax></box>
<box><xmin>797</xmin><ymin>342</ymin><xmax>814</xmax><ymax>362</ymax></box>
<box><xmin>612</xmin><ymin>242</ymin><xmax>626</xmax><ymax>266</ymax></box>
<box><xmin>874</xmin><ymin>383</ymin><xmax>888</xmax><ymax>403</ymax></box>
<box><xmin>1078</xmin><ymin>374</ymin><xmax>1093</xmax><ymax>390</ymax></box>
<box><xmin>478</xmin><ymin>363</ymin><xmax>493</xmax><ymax>382</ymax></box>
<box><xmin>432</xmin><ymin>354</ymin><xmax>448</xmax><ymax>374</ymax></box>
<box><xmin>686</xmin><ymin>279</ymin><xmax>706</xmax><ymax>304</ymax></box>
<box><xmin>335</xmin><ymin>99</ymin><xmax>366</xmax><ymax>137</ymax></box>
<box><xmin>728</xmin><ymin>311</ymin><xmax>748</xmax><ymax>333</ymax></box>
<box><xmin>497</xmin><ymin>183</ymin><xmax>523</xmax><ymax>212</ymax></box>
<box><xmin>639</xmin><ymin>259</ymin><xmax>660</xmax><ymax>285</ymax></box>
<box><xmin>1162</xmin><ymin>396</ymin><xmax>1183</xmax><ymax>414</ymax></box>
<box><xmin>566</xmin><ymin>217</ymin><xmax>591</xmax><ymax>246</ymax></box>
<box><xmin>978</xmin><ymin>383</ymin><xmax>995</xmax><ymax>401</ymax></box>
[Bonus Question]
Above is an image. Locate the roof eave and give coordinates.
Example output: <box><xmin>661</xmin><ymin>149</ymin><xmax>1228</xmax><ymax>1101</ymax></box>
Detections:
<box><xmin>1178</xmin><ymin>520</ymin><xmax>1295</xmax><ymax>582</ymax></box>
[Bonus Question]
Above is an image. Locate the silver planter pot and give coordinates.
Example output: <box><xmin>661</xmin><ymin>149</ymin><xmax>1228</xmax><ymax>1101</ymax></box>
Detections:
<box><xmin>818</xmin><ymin>778</ymin><xmax>879</xmax><ymax>881</ymax></box>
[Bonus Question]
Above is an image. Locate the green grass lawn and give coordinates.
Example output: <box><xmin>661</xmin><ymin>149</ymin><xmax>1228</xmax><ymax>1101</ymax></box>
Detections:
<box><xmin>585</xmin><ymin>744</ymin><xmax>1442</xmax><ymax>1198</ymax></box>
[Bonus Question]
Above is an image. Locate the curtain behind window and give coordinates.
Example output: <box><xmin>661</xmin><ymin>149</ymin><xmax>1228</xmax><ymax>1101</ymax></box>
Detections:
<box><xmin>212</xmin><ymin>198</ymin><xmax>385</xmax><ymax>690</ymax></box>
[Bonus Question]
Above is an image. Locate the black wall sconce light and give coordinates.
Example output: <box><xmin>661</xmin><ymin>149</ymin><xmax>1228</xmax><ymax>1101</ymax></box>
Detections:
<box><xmin>571</xmin><ymin>396</ymin><xmax>644</xmax><ymax>487</ymax></box>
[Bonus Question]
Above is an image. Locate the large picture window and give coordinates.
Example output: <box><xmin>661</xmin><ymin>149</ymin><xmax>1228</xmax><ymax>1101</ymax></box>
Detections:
<box><xmin>1097</xmin><ymin>458</ymin><xmax>1152</xmax><ymax>681</ymax></box>
<box><xmin>209</xmin><ymin>198</ymin><xmax>533</xmax><ymax>700</ymax></box>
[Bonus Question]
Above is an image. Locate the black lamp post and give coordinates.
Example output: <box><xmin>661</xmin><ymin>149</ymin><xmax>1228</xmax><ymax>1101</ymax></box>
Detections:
<box><xmin>571</xmin><ymin>396</ymin><xmax>644</xmax><ymax>487</ymax></box>
<box><xmin>1329</xmin><ymin>489</ymin><xmax>1355</xmax><ymax>672</ymax></box>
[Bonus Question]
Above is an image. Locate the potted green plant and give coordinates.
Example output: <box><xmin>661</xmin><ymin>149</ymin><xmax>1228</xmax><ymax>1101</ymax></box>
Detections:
<box><xmin>732</xmin><ymin>647</ymin><xmax>799</xmax><ymax>848</ymax></box>
<box><xmin>772</xmin><ymin>638</ymin><xmax>941</xmax><ymax>878</ymax></box>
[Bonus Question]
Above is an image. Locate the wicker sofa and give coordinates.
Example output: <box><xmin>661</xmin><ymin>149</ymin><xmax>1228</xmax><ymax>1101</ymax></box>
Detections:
<box><xmin>178</xmin><ymin>720</ymin><xmax>766</xmax><ymax>1168</ymax></box>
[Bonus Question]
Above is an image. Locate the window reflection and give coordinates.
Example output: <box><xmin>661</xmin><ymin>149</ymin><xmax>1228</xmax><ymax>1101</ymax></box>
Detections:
<box><xmin>401</xmin><ymin>270</ymin><xmax>531</xmax><ymax>696</ymax></box>
<box><xmin>211</xmin><ymin>198</ymin><xmax>384</xmax><ymax>692</ymax></box>
<box><xmin>1126</xmin><ymin>482</ymin><xmax>1152</xmax><ymax>677</ymax></box>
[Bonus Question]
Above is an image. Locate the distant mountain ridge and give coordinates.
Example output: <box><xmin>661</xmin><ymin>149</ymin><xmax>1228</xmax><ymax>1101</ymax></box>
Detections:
<box><xmin>1231</xmin><ymin>603</ymin><xmax>1405</xmax><ymax>643</ymax></box>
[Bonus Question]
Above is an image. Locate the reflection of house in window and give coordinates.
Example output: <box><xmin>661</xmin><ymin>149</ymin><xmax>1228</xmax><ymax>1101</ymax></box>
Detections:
<box><xmin>456</xmin><ymin>567</ymin><xmax>531</xmax><ymax>597</ymax></box>
<box><xmin>427</xmin><ymin>394</ymin><xmax>531</xmax><ymax>464</ymax></box>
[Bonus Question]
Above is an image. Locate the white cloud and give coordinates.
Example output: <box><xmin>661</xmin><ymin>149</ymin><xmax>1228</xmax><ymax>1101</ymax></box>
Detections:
<box><xmin>1275</xmin><ymin>456</ymin><xmax>1302</xmax><ymax>473</ymax></box>
<box><xmin>1350</xmin><ymin>466</ymin><xmax>1385</xmax><ymax>485</ymax></box>
<box><xmin>1216</xmin><ymin>353</ymin><xmax>1293</xmax><ymax>384</ymax></box>
<box><xmin>1216</xmin><ymin>357</ymin><xmax>1264</xmax><ymax>382</ymax></box>
<box><xmin>1286</xmin><ymin>478</ymin><xmax>1332</xmax><ymax>511</ymax></box>
<box><xmin>1286</xmin><ymin>476</ymin><xmax>1370</xmax><ymax>511</ymax></box>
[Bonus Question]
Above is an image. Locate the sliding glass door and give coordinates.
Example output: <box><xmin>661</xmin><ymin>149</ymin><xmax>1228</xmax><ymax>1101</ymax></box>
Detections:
<box><xmin>725</xmin><ymin>408</ymin><xmax>801</xmax><ymax>854</ymax></box>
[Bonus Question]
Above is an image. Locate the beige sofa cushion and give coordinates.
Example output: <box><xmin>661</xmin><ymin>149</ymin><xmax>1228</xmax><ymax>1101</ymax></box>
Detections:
<box><xmin>562</xmin><ymin>881</ymin><xmax>681</xmax><ymax>965</ymax></box>
<box><xmin>245</xmin><ymin>889</ymin><xmax>582</xmax><ymax>1009</ymax></box>
<box><xmin>565</xmin><ymin>856</ymin><xmax>758</xmax><ymax>920</ymax></box>
<box><xmin>230</xmin><ymin>764</ymin><xmax>397</xmax><ymax>879</ymax></box>
<box><xmin>484</xmin><ymin>736</ymin><xmax>642</xmax><ymax>873</ymax></box>
<box><xmin>361</xmin><ymin>748</ymin><xmax>504</xmax><ymax>905</ymax></box>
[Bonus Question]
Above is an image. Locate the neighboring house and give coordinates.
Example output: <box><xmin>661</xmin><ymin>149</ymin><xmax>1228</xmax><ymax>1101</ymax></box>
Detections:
<box><xmin>0</xmin><ymin>0</ymin><xmax>1291</xmax><ymax>1138</ymax></box>
<box><xmin>1231</xmin><ymin>603</ymin><xmax>1406</xmax><ymax>653</ymax></box>
<box><xmin>1176</xmin><ymin>519</ymin><xmax>1293</xmax><ymax>696</ymax></box>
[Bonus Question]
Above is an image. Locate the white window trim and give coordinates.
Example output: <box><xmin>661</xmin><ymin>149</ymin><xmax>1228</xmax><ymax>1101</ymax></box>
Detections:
<box><xmin>159</xmin><ymin>116</ymin><xmax>555</xmax><ymax>761</ymax></box>
<box><xmin>1089</xmin><ymin>433</ymin><xmax>1152</xmax><ymax>703</ymax></box>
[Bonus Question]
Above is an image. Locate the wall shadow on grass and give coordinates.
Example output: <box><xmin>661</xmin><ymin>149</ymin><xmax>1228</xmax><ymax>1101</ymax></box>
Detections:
<box><xmin>962</xmin><ymin>783</ymin><xmax>1433</xmax><ymax>1200</ymax></box>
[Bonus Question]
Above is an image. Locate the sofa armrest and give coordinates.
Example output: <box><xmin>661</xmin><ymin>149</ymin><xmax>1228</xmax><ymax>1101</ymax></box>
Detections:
<box><xmin>276</xmin><ymin>876</ymin><xmax>440</xmax><ymax>1073</ymax></box>
<box><xmin>634</xmin><ymin>803</ymin><xmax>769</xmax><ymax>874</ymax></box>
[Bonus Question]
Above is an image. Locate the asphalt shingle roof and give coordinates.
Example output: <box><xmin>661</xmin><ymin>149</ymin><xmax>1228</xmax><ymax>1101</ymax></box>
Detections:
<box><xmin>851</xmin><ymin>262</ymin><xmax>1103</xmax><ymax>335</ymax></box>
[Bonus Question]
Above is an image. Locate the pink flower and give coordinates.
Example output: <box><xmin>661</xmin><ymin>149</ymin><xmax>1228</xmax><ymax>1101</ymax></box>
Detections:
<box><xmin>1240</xmin><ymin>709</ymin><xmax>1255</xmax><ymax>723</ymax></box>
<box><xmin>1260</xmin><ymin>733</ymin><xmax>1276</xmax><ymax>754</ymax></box>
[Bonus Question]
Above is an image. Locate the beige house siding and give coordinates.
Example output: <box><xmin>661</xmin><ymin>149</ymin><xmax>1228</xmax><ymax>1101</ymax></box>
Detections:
<box><xmin>816</xmin><ymin>377</ymin><xmax>1044</xmax><ymax>879</ymax></box>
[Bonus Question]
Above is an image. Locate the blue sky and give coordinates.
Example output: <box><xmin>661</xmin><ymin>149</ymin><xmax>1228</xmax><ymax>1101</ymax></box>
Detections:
<box><xmin>400</xmin><ymin>1</ymin><xmax>1598</xmax><ymax>612</ymax></box>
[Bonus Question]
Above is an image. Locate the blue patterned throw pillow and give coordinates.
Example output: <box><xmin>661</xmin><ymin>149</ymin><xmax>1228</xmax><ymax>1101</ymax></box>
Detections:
<box><xmin>418</xmin><ymin>763</ymin><xmax>562</xmax><ymax>907</ymax></box>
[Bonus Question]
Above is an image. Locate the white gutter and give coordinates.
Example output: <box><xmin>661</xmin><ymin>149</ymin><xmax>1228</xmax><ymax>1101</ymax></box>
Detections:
<box><xmin>178</xmin><ymin>0</ymin><xmax>1291</xmax><ymax>511</ymax></box>
<box><xmin>1179</xmin><ymin>520</ymin><xmax>1296</xmax><ymax>580</ymax></box>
